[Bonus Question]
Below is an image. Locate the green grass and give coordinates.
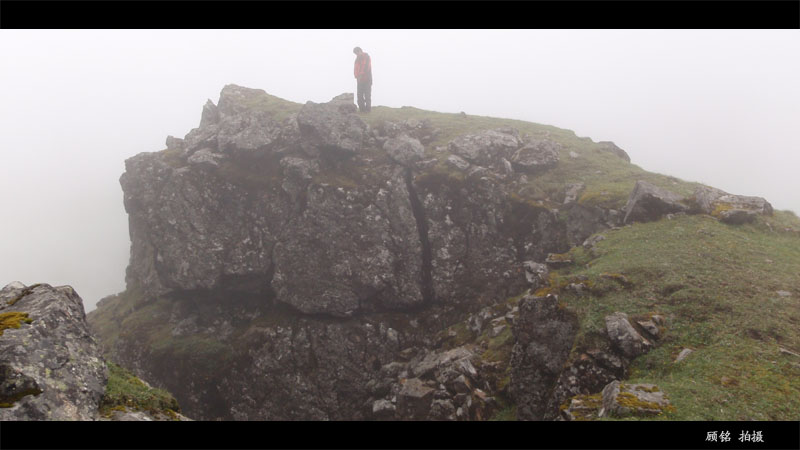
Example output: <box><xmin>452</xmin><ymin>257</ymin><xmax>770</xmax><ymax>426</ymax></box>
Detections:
<box><xmin>100</xmin><ymin>362</ymin><xmax>181</xmax><ymax>417</ymax></box>
<box><xmin>553</xmin><ymin>213</ymin><xmax>800</xmax><ymax>420</ymax></box>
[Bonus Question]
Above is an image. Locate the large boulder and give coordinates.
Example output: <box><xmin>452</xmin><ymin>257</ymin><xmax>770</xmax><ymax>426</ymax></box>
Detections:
<box><xmin>691</xmin><ymin>186</ymin><xmax>773</xmax><ymax>221</ymax></box>
<box><xmin>296</xmin><ymin>93</ymin><xmax>367</xmax><ymax>157</ymax></box>
<box><xmin>622</xmin><ymin>180</ymin><xmax>689</xmax><ymax>224</ymax></box>
<box><xmin>605</xmin><ymin>312</ymin><xmax>653</xmax><ymax>359</ymax></box>
<box><xmin>383</xmin><ymin>134</ymin><xmax>425</xmax><ymax>167</ymax></box>
<box><xmin>599</xmin><ymin>380</ymin><xmax>672</xmax><ymax>417</ymax></box>
<box><xmin>0</xmin><ymin>283</ymin><xmax>107</xmax><ymax>420</ymax></box>
<box><xmin>511</xmin><ymin>138</ymin><xmax>561</xmax><ymax>174</ymax></box>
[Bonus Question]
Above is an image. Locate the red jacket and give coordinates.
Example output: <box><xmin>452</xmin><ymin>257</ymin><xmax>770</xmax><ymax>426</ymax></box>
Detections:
<box><xmin>354</xmin><ymin>53</ymin><xmax>372</xmax><ymax>83</ymax></box>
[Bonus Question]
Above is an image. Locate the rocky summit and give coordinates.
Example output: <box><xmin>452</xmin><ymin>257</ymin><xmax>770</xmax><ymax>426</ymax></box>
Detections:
<box><xmin>86</xmin><ymin>84</ymin><xmax>800</xmax><ymax>421</ymax></box>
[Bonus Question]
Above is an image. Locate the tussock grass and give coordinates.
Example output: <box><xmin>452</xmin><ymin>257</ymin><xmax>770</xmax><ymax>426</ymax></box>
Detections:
<box><xmin>100</xmin><ymin>362</ymin><xmax>181</xmax><ymax>417</ymax></box>
<box><xmin>557</xmin><ymin>214</ymin><xmax>800</xmax><ymax>420</ymax></box>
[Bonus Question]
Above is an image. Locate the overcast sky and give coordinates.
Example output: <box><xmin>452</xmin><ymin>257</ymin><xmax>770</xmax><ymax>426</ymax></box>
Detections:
<box><xmin>1</xmin><ymin>29</ymin><xmax>798</xmax><ymax>312</ymax></box>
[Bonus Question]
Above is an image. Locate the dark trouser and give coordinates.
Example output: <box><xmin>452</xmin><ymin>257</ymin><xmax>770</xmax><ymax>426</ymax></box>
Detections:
<box><xmin>357</xmin><ymin>80</ymin><xmax>371</xmax><ymax>112</ymax></box>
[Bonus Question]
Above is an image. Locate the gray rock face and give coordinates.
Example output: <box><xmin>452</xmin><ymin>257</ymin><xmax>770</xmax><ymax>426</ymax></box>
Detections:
<box><xmin>622</xmin><ymin>180</ymin><xmax>689</xmax><ymax>224</ymax></box>
<box><xmin>511</xmin><ymin>139</ymin><xmax>561</xmax><ymax>174</ymax></box>
<box><xmin>605</xmin><ymin>312</ymin><xmax>653</xmax><ymax>359</ymax></box>
<box><xmin>0</xmin><ymin>283</ymin><xmax>107</xmax><ymax>420</ymax></box>
<box><xmin>414</xmin><ymin>173</ymin><xmax>567</xmax><ymax>309</ymax></box>
<box><xmin>510</xmin><ymin>294</ymin><xmax>578</xmax><ymax>420</ymax></box>
<box><xmin>121</xmin><ymin>151</ymin><xmax>289</xmax><ymax>299</ymax></box>
<box><xmin>272</xmin><ymin>167</ymin><xmax>424</xmax><ymax>316</ymax></box>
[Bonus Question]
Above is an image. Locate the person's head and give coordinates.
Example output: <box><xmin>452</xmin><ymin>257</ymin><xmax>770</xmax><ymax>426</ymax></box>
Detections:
<box><xmin>353</xmin><ymin>47</ymin><xmax>363</xmax><ymax>55</ymax></box>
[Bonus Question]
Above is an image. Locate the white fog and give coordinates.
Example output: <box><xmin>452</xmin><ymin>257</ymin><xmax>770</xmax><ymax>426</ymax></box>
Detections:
<box><xmin>1</xmin><ymin>29</ymin><xmax>798</xmax><ymax>311</ymax></box>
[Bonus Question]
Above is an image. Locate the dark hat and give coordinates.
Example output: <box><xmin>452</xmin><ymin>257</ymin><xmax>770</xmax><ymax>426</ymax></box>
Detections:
<box><xmin>353</xmin><ymin>47</ymin><xmax>362</xmax><ymax>54</ymax></box>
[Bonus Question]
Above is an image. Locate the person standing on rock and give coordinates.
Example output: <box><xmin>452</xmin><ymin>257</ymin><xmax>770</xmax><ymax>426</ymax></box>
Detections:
<box><xmin>353</xmin><ymin>46</ymin><xmax>372</xmax><ymax>113</ymax></box>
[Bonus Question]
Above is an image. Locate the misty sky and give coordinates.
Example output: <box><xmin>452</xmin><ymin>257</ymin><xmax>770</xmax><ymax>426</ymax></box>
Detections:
<box><xmin>1</xmin><ymin>29</ymin><xmax>798</xmax><ymax>312</ymax></box>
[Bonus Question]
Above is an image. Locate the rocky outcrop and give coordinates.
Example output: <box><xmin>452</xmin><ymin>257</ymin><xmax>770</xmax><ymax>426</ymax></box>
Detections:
<box><xmin>0</xmin><ymin>283</ymin><xmax>107</xmax><ymax>420</ymax></box>
<box><xmin>622</xmin><ymin>180</ymin><xmax>689</xmax><ymax>224</ymax></box>
<box><xmin>95</xmin><ymin>85</ymin><xmax>633</xmax><ymax>421</ymax></box>
<box><xmin>509</xmin><ymin>294</ymin><xmax>578</xmax><ymax>420</ymax></box>
<box><xmin>596</xmin><ymin>141</ymin><xmax>631</xmax><ymax>163</ymax></box>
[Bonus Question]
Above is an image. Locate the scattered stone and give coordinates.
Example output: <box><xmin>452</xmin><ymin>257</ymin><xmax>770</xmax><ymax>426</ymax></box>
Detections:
<box><xmin>523</xmin><ymin>261</ymin><xmax>549</xmax><ymax>289</ymax></box>
<box><xmin>776</xmin><ymin>290</ymin><xmax>792</xmax><ymax>298</ymax></box>
<box><xmin>674</xmin><ymin>348</ymin><xmax>693</xmax><ymax>363</ymax></box>
<box><xmin>599</xmin><ymin>380</ymin><xmax>671</xmax><ymax>417</ymax></box>
<box><xmin>396</xmin><ymin>378</ymin><xmax>435</xmax><ymax>420</ymax></box>
<box><xmin>636</xmin><ymin>320</ymin><xmax>660</xmax><ymax>339</ymax></box>
<box><xmin>569</xmin><ymin>151</ymin><xmax>579</xmax><ymax>159</ymax></box>
<box><xmin>605</xmin><ymin>312</ymin><xmax>653</xmax><ymax>359</ymax></box>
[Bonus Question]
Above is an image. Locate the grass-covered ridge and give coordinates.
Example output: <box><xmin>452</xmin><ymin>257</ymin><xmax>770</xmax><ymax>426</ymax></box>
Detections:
<box><xmin>551</xmin><ymin>212</ymin><xmax>800</xmax><ymax>420</ymax></box>
<box><xmin>361</xmin><ymin>105</ymin><xmax>702</xmax><ymax>210</ymax></box>
<box><xmin>158</xmin><ymin>90</ymin><xmax>705</xmax><ymax>211</ymax></box>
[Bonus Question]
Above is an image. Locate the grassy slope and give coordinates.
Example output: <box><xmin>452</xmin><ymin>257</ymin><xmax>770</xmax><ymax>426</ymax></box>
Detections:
<box><xmin>556</xmin><ymin>212</ymin><xmax>800</xmax><ymax>420</ymax></box>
